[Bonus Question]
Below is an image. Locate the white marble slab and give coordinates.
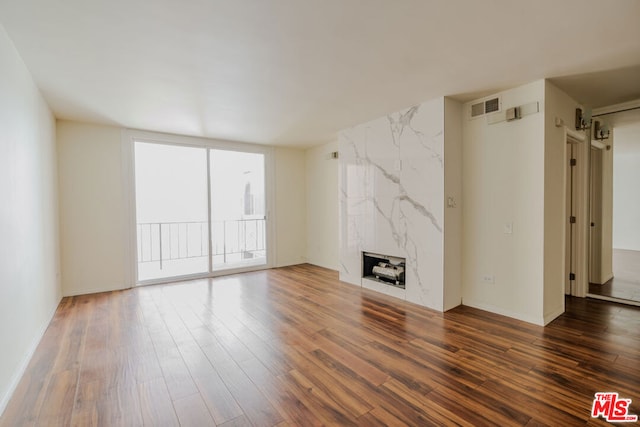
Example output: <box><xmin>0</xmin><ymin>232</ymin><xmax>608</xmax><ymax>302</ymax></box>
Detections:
<box><xmin>339</xmin><ymin>97</ymin><xmax>445</xmax><ymax>311</ymax></box>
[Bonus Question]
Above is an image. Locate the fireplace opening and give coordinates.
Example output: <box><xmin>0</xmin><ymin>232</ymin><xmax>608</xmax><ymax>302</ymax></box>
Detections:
<box><xmin>362</xmin><ymin>252</ymin><xmax>406</xmax><ymax>289</ymax></box>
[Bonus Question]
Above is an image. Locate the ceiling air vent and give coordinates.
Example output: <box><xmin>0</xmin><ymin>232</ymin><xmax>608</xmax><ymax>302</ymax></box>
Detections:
<box><xmin>469</xmin><ymin>96</ymin><xmax>501</xmax><ymax>119</ymax></box>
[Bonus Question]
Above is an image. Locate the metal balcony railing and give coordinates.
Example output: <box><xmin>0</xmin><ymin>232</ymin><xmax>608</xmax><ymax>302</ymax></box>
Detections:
<box><xmin>137</xmin><ymin>218</ymin><xmax>266</xmax><ymax>268</ymax></box>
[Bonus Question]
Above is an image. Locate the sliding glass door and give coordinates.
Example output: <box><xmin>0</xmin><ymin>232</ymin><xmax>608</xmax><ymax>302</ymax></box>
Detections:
<box><xmin>210</xmin><ymin>150</ymin><xmax>266</xmax><ymax>269</ymax></box>
<box><xmin>134</xmin><ymin>141</ymin><xmax>267</xmax><ymax>283</ymax></box>
<box><xmin>135</xmin><ymin>142</ymin><xmax>209</xmax><ymax>281</ymax></box>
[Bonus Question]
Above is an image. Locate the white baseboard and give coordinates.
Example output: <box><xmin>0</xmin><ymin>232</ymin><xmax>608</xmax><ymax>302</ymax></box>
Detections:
<box><xmin>543</xmin><ymin>305</ymin><xmax>565</xmax><ymax>325</ymax></box>
<box><xmin>0</xmin><ymin>296</ymin><xmax>61</xmax><ymax>417</ymax></box>
<box><xmin>307</xmin><ymin>261</ymin><xmax>339</xmax><ymax>271</ymax></box>
<box><xmin>462</xmin><ymin>298</ymin><xmax>545</xmax><ymax>326</ymax></box>
<box><xmin>63</xmin><ymin>284</ymin><xmax>127</xmax><ymax>297</ymax></box>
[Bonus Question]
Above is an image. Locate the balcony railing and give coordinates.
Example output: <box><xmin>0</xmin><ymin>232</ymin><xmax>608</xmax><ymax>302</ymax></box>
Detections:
<box><xmin>137</xmin><ymin>218</ymin><xmax>266</xmax><ymax>268</ymax></box>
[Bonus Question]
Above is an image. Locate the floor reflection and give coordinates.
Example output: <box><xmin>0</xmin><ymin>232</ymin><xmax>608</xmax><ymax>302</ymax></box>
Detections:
<box><xmin>589</xmin><ymin>278</ymin><xmax>640</xmax><ymax>304</ymax></box>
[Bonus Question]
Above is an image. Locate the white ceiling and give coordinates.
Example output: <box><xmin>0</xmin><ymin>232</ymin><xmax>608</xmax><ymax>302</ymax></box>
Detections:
<box><xmin>1</xmin><ymin>0</ymin><xmax>640</xmax><ymax>147</ymax></box>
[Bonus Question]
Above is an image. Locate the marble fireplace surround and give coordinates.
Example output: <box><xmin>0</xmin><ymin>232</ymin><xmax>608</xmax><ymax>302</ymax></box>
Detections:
<box><xmin>338</xmin><ymin>97</ymin><xmax>461</xmax><ymax>312</ymax></box>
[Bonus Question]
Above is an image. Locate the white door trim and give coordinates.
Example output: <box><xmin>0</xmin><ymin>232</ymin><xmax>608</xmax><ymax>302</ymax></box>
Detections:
<box><xmin>564</xmin><ymin>126</ymin><xmax>589</xmax><ymax>298</ymax></box>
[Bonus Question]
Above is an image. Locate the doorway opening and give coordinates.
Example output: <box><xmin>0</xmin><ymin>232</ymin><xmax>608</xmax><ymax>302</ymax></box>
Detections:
<box><xmin>133</xmin><ymin>140</ymin><xmax>268</xmax><ymax>284</ymax></box>
<box><xmin>587</xmin><ymin>116</ymin><xmax>640</xmax><ymax>306</ymax></box>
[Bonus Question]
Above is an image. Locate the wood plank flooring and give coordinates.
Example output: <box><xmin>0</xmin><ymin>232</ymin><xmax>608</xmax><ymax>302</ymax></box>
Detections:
<box><xmin>1</xmin><ymin>264</ymin><xmax>639</xmax><ymax>426</ymax></box>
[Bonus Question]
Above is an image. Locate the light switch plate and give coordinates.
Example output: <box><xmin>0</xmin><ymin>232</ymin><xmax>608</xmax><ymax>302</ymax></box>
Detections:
<box><xmin>503</xmin><ymin>222</ymin><xmax>513</xmax><ymax>234</ymax></box>
<box><xmin>482</xmin><ymin>275</ymin><xmax>495</xmax><ymax>284</ymax></box>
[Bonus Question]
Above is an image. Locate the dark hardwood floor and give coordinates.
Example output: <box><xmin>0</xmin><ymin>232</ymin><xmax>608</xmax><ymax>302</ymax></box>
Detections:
<box><xmin>1</xmin><ymin>264</ymin><xmax>639</xmax><ymax>426</ymax></box>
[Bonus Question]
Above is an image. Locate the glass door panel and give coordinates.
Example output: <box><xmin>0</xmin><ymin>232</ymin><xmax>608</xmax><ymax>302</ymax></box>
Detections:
<box><xmin>209</xmin><ymin>150</ymin><xmax>266</xmax><ymax>269</ymax></box>
<box><xmin>135</xmin><ymin>142</ymin><xmax>209</xmax><ymax>281</ymax></box>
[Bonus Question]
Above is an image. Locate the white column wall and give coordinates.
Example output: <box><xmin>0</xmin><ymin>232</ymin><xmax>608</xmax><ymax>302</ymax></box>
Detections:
<box><xmin>305</xmin><ymin>142</ymin><xmax>339</xmax><ymax>270</ymax></box>
<box><xmin>462</xmin><ymin>80</ymin><xmax>547</xmax><ymax>325</ymax></box>
<box><xmin>0</xmin><ymin>26</ymin><xmax>61</xmax><ymax>414</ymax></box>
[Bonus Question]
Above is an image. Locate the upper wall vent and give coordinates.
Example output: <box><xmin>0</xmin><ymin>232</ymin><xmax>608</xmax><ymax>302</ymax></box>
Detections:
<box><xmin>469</xmin><ymin>96</ymin><xmax>501</xmax><ymax>119</ymax></box>
<box><xmin>471</xmin><ymin>102</ymin><xmax>485</xmax><ymax>118</ymax></box>
<box><xmin>485</xmin><ymin>97</ymin><xmax>500</xmax><ymax>113</ymax></box>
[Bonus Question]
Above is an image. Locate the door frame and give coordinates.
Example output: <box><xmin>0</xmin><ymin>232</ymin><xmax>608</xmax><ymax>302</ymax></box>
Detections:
<box><xmin>564</xmin><ymin>127</ymin><xmax>589</xmax><ymax>297</ymax></box>
<box><xmin>121</xmin><ymin>129</ymin><xmax>276</xmax><ymax>287</ymax></box>
<box><xmin>565</xmin><ymin>140</ymin><xmax>576</xmax><ymax>295</ymax></box>
<box><xmin>589</xmin><ymin>144</ymin><xmax>604</xmax><ymax>284</ymax></box>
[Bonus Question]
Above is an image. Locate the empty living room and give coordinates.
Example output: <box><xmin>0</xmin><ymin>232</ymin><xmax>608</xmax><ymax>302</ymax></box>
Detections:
<box><xmin>1</xmin><ymin>1</ymin><xmax>640</xmax><ymax>426</ymax></box>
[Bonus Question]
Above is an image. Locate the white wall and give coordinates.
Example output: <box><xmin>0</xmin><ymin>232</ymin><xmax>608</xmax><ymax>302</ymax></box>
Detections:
<box><xmin>462</xmin><ymin>80</ymin><xmax>547</xmax><ymax>325</ymax></box>
<box><xmin>591</xmin><ymin>138</ymin><xmax>614</xmax><ymax>284</ymax></box>
<box><xmin>543</xmin><ymin>81</ymin><xmax>582</xmax><ymax>319</ymax></box>
<box><xmin>0</xmin><ymin>26</ymin><xmax>61</xmax><ymax>414</ymax></box>
<box><xmin>57</xmin><ymin>121</ymin><xmax>128</xmax><ymax>295</ymax></box>
<box><xmin>613</xmin><ymin>123</ymin><xmax>640</xmax><ymax>250</ymax></box>
<box><xmin>274</xmin><ymin>147</ymin><xmax>307</xmax><ymax>266</ymax></box>
<box><xmin>443</xmin><ymin>98</ymin><xmax>463</xmax><ymax>310</ymax></box>
<box><xmin>305</xmin><ymin>142</ymin><xmax>339</xmax><ymax>270</ymax></box>
<box><xmin>600</xmin><ymin>143</ymin><xmax>614</xmax><ymax>281</ymax></box>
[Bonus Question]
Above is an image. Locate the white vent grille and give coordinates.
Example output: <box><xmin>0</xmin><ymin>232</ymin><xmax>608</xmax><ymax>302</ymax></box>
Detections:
<box><xmin>469</xmin><ymin>96</ymin><xmax>501</xmax><ymax>119</ymax></box>
<box><xmin>471</xmin><ymin>102</ymin><xmax>485</xmax><ymax>117</ymax></box>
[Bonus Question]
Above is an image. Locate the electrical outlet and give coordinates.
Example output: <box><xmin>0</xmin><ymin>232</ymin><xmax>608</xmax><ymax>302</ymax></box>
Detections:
<box><xmin>481</xmin><ymin>275</ymin><xmax>495</xmax><ymax>284</ymax></box>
